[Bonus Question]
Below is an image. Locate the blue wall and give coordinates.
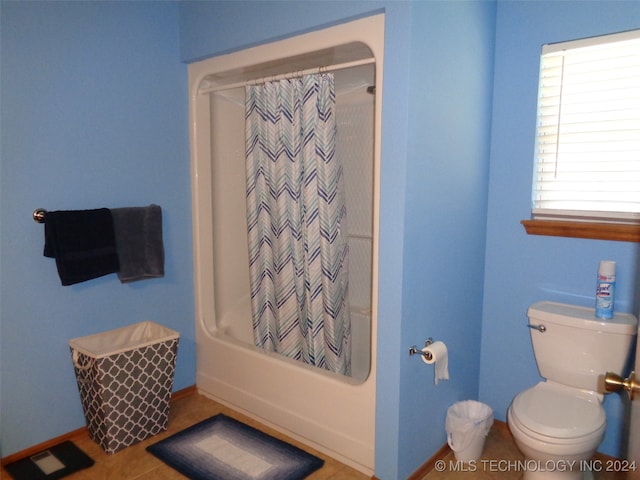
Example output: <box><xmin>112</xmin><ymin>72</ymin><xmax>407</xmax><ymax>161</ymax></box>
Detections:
<box><xmin>399</xmin><ymin>1</ymin><xmax>495</xmax><ymax>477</ymax></box>
<box><xmin>480</xmin><ymin>0</ymin><xmax>640</xmax><ymax>459</ymax></box>
<box><xmin>2</xmin><ymin>1</ymin><xmax>639</xmax><ymax>478</ymax></box>
<box><xmin>0</xmin><ymin>1</ymin><xmax>193</xmax><ymax>456</ymax></box>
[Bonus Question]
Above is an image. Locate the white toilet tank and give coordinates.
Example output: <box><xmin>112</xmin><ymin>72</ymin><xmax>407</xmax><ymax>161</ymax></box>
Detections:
<box><xmin>527</xmin><ymin>301</ymin><xmax>637</xmax><ymax>392</ymax></box>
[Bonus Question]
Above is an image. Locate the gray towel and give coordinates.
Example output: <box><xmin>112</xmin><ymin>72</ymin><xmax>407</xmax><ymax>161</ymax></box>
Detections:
<box><xmin>110</xmin><ymin>204</ymin><xmax>164</xmax><ymax>283</ymax></box>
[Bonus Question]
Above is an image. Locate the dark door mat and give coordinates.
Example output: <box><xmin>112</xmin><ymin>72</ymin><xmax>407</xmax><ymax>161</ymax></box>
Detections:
<box><xmin>4</xmin><ymin>440</ymin><xmax>94</xmax><ymax>480</ymax></box>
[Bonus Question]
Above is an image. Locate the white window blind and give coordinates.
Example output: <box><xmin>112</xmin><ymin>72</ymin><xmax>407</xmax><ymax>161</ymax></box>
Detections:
<box><xmin>532</xmin><ymin>29</ymin><xmax>640</xmax><ymax>224</ymax></box>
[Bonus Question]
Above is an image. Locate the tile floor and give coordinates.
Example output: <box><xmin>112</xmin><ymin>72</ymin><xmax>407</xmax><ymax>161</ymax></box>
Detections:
<box><xmin>1</xmin><ymin>391</ymin><xmax>632</xmax><ymax>480</ymax></box>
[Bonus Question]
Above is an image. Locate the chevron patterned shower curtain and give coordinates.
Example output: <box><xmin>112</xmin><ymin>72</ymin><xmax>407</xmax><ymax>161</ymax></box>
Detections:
<box><xmin>245</xmin><ymin>73</ymin><xmax>351</xmax><ymax>376</ymax></box>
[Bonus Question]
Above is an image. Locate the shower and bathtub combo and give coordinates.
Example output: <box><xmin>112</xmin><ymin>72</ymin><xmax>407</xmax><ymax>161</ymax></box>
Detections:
<box><xmin>188</xmin><ymin>15</ymin><xmax>384</xmax><ymax>474</ymax></box>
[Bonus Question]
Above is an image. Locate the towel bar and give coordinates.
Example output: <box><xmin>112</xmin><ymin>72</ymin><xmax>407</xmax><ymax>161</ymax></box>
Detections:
<box><xmin>33</xmin><ymin>208</ymin><xmax>47</xmax><ymax>224</ymax></box>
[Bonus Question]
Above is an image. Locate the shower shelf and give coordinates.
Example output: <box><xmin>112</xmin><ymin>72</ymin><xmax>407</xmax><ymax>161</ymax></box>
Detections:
<box><xmin>348</xmin><ymin>233</ymin><xmax>372</xmax><ymax>240</ymax></box>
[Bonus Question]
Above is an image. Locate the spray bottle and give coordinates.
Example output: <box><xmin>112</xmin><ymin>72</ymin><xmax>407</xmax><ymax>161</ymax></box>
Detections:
<box><xmin>595</xmin><ymin>260</ymin><xmax>616</xmax><ymax>319</ymax></box>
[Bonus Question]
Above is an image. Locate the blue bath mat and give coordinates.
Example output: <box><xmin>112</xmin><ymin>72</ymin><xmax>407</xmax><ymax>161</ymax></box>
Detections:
<box><xmin>146</xmin><ymin>414</ymin><xmax>324</xmax><ymax>480</ymax></box>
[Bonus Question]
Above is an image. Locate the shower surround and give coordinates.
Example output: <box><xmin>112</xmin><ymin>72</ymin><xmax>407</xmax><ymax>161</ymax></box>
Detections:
<box><xmin>188</xmin><ymin>15</ymin><xmax>383</xmax><ymax>474</ymax></box>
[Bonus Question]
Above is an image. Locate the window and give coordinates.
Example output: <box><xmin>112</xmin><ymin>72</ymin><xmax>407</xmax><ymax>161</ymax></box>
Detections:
<box><xmin>524</xmin><ymin>30</ymin><xmax>640</xmax><ymax>241</ymax></box>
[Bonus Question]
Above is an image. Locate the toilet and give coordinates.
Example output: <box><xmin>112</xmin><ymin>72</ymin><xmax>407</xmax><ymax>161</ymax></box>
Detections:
<box><xmin>508</xmin><ymin>301</ymin><xmax>637</xmax><ymax>480</ymax></box>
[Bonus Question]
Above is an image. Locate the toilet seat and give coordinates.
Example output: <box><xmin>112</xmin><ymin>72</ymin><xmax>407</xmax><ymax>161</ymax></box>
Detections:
<box><xmin>510</xmin><ymin>382</ymin><xmax>605</xmax><ymax>440</ymax></box>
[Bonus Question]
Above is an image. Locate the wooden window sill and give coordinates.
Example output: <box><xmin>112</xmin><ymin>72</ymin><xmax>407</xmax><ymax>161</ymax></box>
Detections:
<box><xmin>521</xmin><ymin>219</ymin><xmax>640</xmax><ymax>242</ymax></box>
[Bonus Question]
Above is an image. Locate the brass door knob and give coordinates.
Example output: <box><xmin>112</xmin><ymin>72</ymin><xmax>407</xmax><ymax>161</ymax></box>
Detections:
<box><xmin>604</xmin><ymin>371</ymin><xmax>640</xmax><ymax>400</ymax></box>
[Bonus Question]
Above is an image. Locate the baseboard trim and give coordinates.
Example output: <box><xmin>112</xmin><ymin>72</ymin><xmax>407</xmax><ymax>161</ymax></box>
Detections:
<box><xmin>1</xmin><ymin>426</ymin><xmax>89</xmax><ymax>468</ymax></box>
<box><xmin>407</xmin><ymin>441</ymin><xmax>452</xmax><ymax>480</ymax></box>
<box><xmin>0</xmin><ymin>385</ymin><xmax>197</xmax><ymax>467</ymax></box>
<box><xmin>371</xmin><ymin>438</ymin><xmax>455</xmax><ymax>480</ymax></box>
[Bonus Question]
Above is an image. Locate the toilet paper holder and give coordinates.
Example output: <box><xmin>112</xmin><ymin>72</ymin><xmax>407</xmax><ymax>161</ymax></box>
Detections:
<box><xmin>409</xmin><ymin>337</ymin><xmax>434</xmax><ymax>361</ymax></box>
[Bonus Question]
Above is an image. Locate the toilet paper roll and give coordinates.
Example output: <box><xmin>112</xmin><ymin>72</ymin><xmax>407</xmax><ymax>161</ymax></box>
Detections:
<box><xmin>422</xmin><ymin>341</ymin><xmax>449</xmax><ymax>384</ymax></box>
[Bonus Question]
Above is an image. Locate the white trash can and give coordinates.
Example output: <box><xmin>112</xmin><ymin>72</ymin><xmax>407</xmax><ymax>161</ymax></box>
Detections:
<box><xmin>445</xmin><ymin>400</ymin><xmax>493</xmax><ymax>463</ymax></box>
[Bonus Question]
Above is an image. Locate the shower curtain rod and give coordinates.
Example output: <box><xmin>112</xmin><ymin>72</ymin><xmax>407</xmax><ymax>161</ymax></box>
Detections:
<box><xmin>199</xmin><ymin>57</ymin><xmax>375</xmax><ymax>94</ymax></box>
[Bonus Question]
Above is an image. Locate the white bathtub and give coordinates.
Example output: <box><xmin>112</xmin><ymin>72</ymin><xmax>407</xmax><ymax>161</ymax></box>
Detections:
<box><xmin>196</xmin><ymin>304</ymin><xmax>375</xmax><ymax>472</ymax></box>
<box><xmin>215</xmin><ymin>301</ymin><xmax>371</xmax><ymax>382</ymax></box>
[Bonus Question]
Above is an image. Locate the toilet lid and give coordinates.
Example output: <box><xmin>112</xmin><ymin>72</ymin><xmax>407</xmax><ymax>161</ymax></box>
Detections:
<box><xmin>512</xmin><ymin>382</ymin><xmax>605</xmax><ymax>439</ymax></box>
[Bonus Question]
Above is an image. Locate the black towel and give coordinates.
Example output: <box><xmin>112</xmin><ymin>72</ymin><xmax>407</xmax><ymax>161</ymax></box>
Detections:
<box><xmin>44</xmin><ymin>209</ymin><xmax>120</xmax><ymax>286</ymax></box>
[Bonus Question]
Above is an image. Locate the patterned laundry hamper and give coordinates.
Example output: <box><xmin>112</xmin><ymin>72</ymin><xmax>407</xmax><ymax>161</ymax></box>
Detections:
<box><xmin>69</xmin><ymin>321</ymin><xmax>179</xmax><ymax>454</ymax></box>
